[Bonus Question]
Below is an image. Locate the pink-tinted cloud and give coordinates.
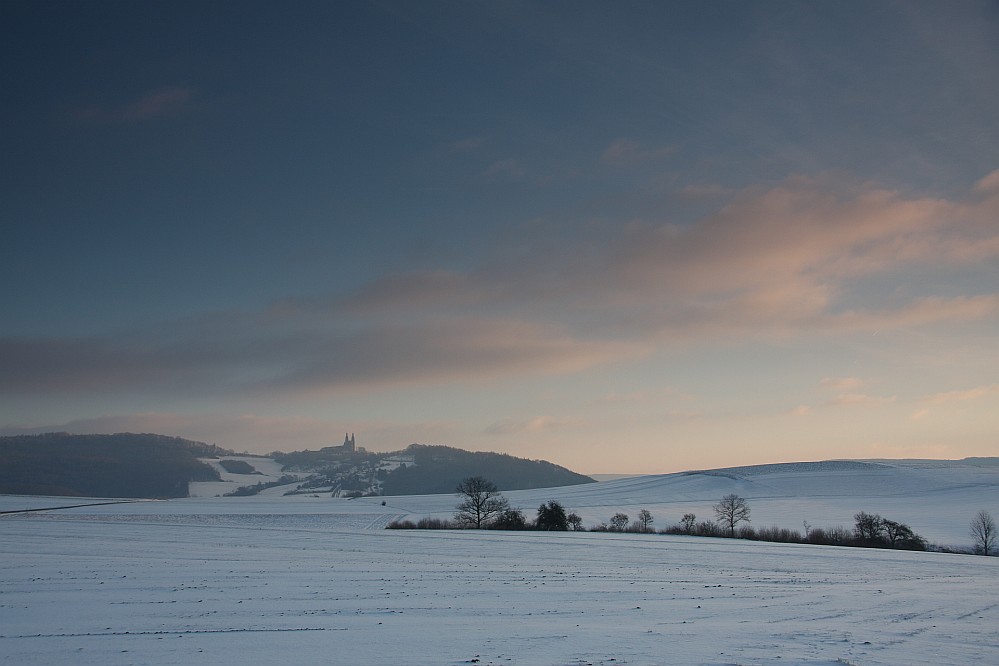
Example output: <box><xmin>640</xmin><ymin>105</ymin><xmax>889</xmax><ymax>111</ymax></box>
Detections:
<box><xmin>925</xmin><ymin>384</ymin><xmax>999</xmax><ymax>404</ymax></box>
<box><xmin>974</xmin><ymin>169</ymin><xmax>999</xmax><ymax>193</ymax></box>
<box><xmin>820</xmin><ymin>377</ymin><xmax>864</xmax><ymax>391</ymax></box>
<box><xmin>485</xmin><ymin>415</ymin><xmax>568</xmax><ymax>436</ymax></box>
<box><xmin>265</xmin><ymin>317</ymin><xmax>639</xmax><ymax>394</ymax></box>
<box><xmin>825</xmin><ymin>393</ymin><xmax>897</xmax><ymax>407</ymax></box>
<box><xmin>2</xmin><ymin>172</ymin><xmax>995</xmax><ymax>403</ymax></box>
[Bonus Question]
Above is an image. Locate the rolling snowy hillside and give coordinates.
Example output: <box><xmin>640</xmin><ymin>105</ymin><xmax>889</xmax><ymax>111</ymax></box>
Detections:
<box><xmin>3</xmin><ymin>458</ymin><xmax>999</xmax><ymax>664</ymax></box>
<box><xmin>5</xmin><ymin>458</ymin><xmax>997</xmax><ymax>547</ymax></box>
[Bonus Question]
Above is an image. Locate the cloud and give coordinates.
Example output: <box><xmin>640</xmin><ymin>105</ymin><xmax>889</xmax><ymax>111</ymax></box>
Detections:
<box><xmin>925</xmin><ymin>384</ymin><xmax>999</xmax><ymax>404</ymax></box>
<box><xmin>2</xmin><ymin>172</ymin><xmax>996</xmax><ymax>405</ymax></box>
<box><xmin>0</xmin><ymin>315</ymin><xmax>638</xmax><ymax>398</ymax></box>
<box><xmin>820</xmin><ymin>377</ymin><xmax>864</xmax><ymax>391</ymax></box>
<box><xmin>485</xmin><ymin>415</ymin><xmax>566</xmax><ymax>435</ymax></box>
<box><xmin>342</xmin><ymin>172</ymin><xmax>998</xmax><ymax>349</ymax></box>
<box><xmin>825</xmin><ymin>393</ymin><xmax>897</xmax><ymax>407</ymax></box>
<box><xmin>265</xmin><ymin>317</ymin><xmax>638</xmax><ymax>394</ymax></box>
<box><xmin>974</xmin><ymin>169</ymin><xmax>999</xmax><ymax>193</ymax></box>
<box><xmin>342</xmin><ymin>271</ymin><xmax>483</xmax><ymax>314</ymax></box>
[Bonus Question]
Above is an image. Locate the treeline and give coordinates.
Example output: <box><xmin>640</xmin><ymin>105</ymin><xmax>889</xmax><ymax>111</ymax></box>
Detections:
<box><xmin>380</xmin><ymin>444</ymin><xmax>594</xmax><ymax>495</ymax></box>
<box><xmin>388</xmin><ymin>479</ymin><xmax>941</xmax><ymax>554</ymax></box>
<box><xmin>388</xmin><ymin>500</ymin><xmax>583</xmax><ymax>532</ymax></box>
<box><xmin>391</xmin><ymin>506</ymin><xmax>930</xmax><ymax>552</ymax></box>
<box><xmin>224</xmin><ymin>475</ymin><xmax>299</xmax><ymax>497</ymax></box>
<box><xmin>0</xmin><ymin>433</ymin><xmax>226</xmax><ymax>498</ymax></box>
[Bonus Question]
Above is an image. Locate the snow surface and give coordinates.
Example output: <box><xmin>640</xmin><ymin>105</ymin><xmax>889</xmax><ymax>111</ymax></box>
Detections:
<box><xmin>2</xmin><ymin>459</ymin><xmax>999</xmax><ymax>664</ymax></box>
<box><xmin>3</xmin><ymin>510</ymin><xmax>998</xmax><ymax>665</ymax></box>
<box><xmin>188</xmin><ymin>456</ymin><xmax>302</xmax><ymax>498</ymax></box>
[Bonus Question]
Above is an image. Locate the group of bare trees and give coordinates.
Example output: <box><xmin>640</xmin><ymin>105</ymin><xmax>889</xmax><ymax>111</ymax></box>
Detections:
<box><xmin>452</xmin><ymin>476</ymin><xmax>581</xmax><ymax>531</ymax></box>
<box><xmin>595</xmin><ymin>509</ymin><xmax>655</xmax><ymax>533</ymax></box>
<box><xmin>410</xmin><ymin>477</ymin><xmax>997</xmax><ymax>557</ymax></box>
<box><xmin>851</xmin><ymin>511</ymin><xmax>926</xmax><ymax>550</ymax></box>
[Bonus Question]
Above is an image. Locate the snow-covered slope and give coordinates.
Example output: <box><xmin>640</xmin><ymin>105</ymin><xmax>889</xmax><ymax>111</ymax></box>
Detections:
<box><xmin>4</xmin><ymin>457</ymin><xmax>996</xmax><ymax>547</ymax></box>
<box><xmin>188</xmin><ymin>456</ymin><xmax>302</xmax><ymax>497</ymax></box>
<box><xmin>481</xmin><ymin>458</ymin><xmax>999</xmax><ymax>546</ymax></box>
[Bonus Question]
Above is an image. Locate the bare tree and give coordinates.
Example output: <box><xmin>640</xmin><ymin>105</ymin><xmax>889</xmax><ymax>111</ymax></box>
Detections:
<box><xmin>681</xmin><ymin>513</ymin><xmax>696</xmax><ymax>534</ymax></box>
<box><xmin>637</xmin><ymin>509</ymin><xmax>654</xmax><ymax>533</ymax></box>
<box><xmin>970</xmin><ymin>510</ymin><xmax>996</xmax><ymax>556</ymax></box>
<box><xmin>714</xmin><ymin>494</ymin><xmax>750</xmax><ymax>537</ymax></box>
<box><xmin>454</xmin><ymin>476</ymin><xmax>508</xmax><ymax>528</ymax></box>
<box><xmin>881</xmin><ymin>519</ymin><xmax>924</xmax><ymax>550</ymax></box>
<box><xmin>567</xmin><ymin>512</ymin><xmax>584</xmax><ymax>531</ymax></box>
<box><xmin>853</xmin><ymin>511</ymin><xmax>884</xmax><ymax>545</ymax></box>
<box><xmin>609</xmin><ymin>513</ymin><xmax>630</xmax><ymax>531</ymax></box>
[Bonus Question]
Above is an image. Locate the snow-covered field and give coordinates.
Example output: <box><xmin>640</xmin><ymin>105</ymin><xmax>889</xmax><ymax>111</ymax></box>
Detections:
<box><xmin>3</xmin><ymin>512</ymin><xmax>998</xmax><ymax>665</ymax></box>
<box><xmin>2</xmin><ymin>458</ymin><xmax>998</xmax><ymax>664</ymax></box>
<box><xmin>188</xmin><ymin>456</ymin><xmax>302</xmax><ymax>498</ymax></box>
<box><xmin>177</xmin><ymin>458</ymin><xmax>999</xmax><ymax>547</ymax></box>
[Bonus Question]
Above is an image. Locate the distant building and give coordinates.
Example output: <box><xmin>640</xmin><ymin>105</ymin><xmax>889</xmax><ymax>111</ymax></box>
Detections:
<box><xmin>320</xmin><ymin>433</ymin><xmax>357</xmax><ymax>456</ymax></box>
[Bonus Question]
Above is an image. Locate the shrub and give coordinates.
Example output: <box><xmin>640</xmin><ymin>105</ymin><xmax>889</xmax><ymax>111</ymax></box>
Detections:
<box><xmin>417</xmin><ymin>517</ymin><xmax>457</xmax><ymax>529</ymax></box>
<box><xmin>386</xmin><ymin>519</ymin><xmax>417</xmax><ymax>529</ymax></box>
<box><xmin>491</xmin><ymin>508</ymin><xmax>529</xmax><ymax>530</ymax></box>
<box><xmin>536</xmin><ymin>500</ymin><xmax>570</xmax><ymax>531</ymax></box>
<box><xmin>609</xmin><ymin>513</ymin><xmax>630</xmax><ymax>531</ymax></box>
<box><xmin>694</xmin><ymin>521</ymin><xmax>723</xmax><ymax>537</ymax></box>
<box><xmin>755</xmin><ymin>526</ymin><xmax>803</xmax><ymax>543</ymax></box>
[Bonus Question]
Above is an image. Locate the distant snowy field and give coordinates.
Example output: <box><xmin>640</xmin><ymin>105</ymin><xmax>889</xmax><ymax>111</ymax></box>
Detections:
<box><xmin>181</xmin><ymin>457</ymin><xmax>999</xmax><ymax>546</ymax></box>
<box><xmin>3</xmin><ymin>459</ymin><xmax>998</xmax><ymax>664</ymax></box>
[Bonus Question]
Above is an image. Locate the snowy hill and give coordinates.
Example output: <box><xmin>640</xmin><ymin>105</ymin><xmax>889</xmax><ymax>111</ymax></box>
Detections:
<box><xmin>5</xmin><ymin>457</ymin><xmax>997</xmax><ymax>547</ymax></box>
<box><xmin>375</xmin><ymin>457</ymin><xmax>999</xmax><ymax>547</ymax></box>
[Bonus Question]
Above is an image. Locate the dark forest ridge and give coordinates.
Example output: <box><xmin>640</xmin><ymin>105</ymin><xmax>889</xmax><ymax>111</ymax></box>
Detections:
<box><xmin>0</xmin><ymin>433</ymin><xmax>594</xmax><ymax>499</ymax></box>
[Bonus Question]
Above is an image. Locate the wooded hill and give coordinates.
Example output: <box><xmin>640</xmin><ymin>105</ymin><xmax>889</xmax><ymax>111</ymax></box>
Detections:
<box><xmin>0</xmin><ymin>433</ymin><xmax>227</xmax><ymax>498</ymax></box>
<box><xmin>0</xmin><ymin>434</ymin><xmax>595</xmax><ymax>499</ymax></box>
<box><xmin>379</xmin><ymin>444</ymin><xmax>595</xmax><ymax>495</ymax></box>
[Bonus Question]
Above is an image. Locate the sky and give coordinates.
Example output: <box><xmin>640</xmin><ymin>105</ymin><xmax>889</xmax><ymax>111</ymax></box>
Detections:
<box><xmin>1</xmin><ymin>1</ymin><xmax>997</xmax><ymax>474</ymax></box>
